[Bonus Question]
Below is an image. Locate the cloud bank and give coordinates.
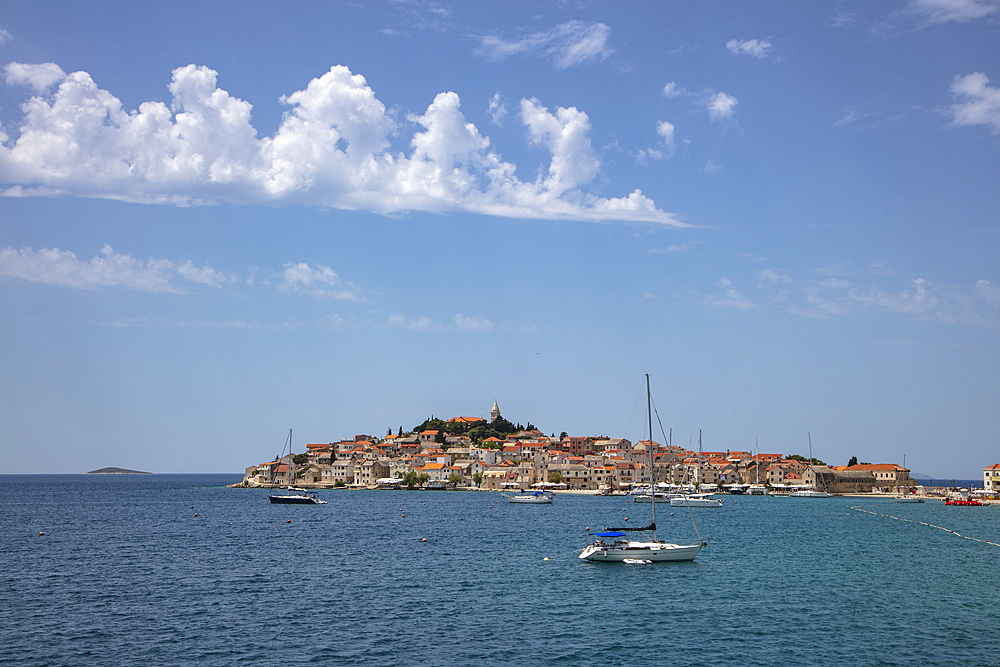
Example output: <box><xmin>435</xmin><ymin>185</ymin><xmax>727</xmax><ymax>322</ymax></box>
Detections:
<box><xmin>0</xmin><ymin>244</ymin><xmax>234</xmax><ymax>293</ymax></box>
<box><xmin>949</xmin><ymin>72</ymin><xmax>1000</xmax><ymax>133</ymax></box>
<box><xmin>0</xmin><ymin>63</ymin><xmax>682</xmax><ymax>225</ymax></box>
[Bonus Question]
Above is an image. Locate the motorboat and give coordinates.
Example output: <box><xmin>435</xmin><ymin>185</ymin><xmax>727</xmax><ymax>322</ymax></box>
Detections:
<box><xmin>670</xmin><ymin>494</ymin><xmax>723</xmax><ymax>508</ymax></box>
<box><xmin>748</xmin><ymin>485</ymin><xmax>767</xmax><ymax>495</ymax></box>
<box><xmin>505</xmin><ymin>490</ymin><xmax>554</xmax><ymax>504</ymax></box>
<box><xmin>789</xmin><ymin>489</ymin><xmax>831</xmax><ymax>497</ymax></box>
<box><xmin>631</xmin><ymin>492</ymin><xmax>682</xmax><ymax>503</ymax></box>
<box><xmin>893</xmin><ymin>495</ymin><xmax>924</xmax><ymax>503</ymax></box>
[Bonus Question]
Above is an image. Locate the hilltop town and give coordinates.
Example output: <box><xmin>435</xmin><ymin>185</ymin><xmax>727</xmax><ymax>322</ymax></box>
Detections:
<box><xmin>238</xmin><ymin>402</ymin><xmax>985</xmax><ymax>495</ymax></box>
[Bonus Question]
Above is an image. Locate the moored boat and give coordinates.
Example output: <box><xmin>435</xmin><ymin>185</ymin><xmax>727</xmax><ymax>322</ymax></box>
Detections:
<box><xmin>670</xmin><ymin>494</ymin><xmax>723</xmax><ymax>508</ymax></box>
<box><xmin>580</xmin><ymin>375</ymin><xmax>706</xmax><ymax>563</ymax></box>
<box><xmin>268</xmin><ymin>430</ymin><xmax>328</xmax><ymax>505</ymax></box>
<box><xmin>505</xmin><ymin>490</ymin><xmax>554</xmax><ymax>504</ymax></box>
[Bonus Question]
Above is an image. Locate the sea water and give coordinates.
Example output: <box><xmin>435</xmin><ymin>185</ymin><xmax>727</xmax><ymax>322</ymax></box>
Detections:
<box><xmin>2</xmin><ymin>474</ymin><xmax>998</xmax><ymax>667</ymax></box>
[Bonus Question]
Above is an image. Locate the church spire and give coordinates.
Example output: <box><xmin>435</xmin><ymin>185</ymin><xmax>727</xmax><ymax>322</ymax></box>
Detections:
<box><xmin>490</xmin><ymin>400</ymin><xmax>501</xmax><ymax>423</ymax></box>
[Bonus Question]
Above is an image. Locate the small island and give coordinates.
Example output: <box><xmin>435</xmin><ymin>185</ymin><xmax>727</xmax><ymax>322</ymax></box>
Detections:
<box><xmin>85</xmin><ymin>467</ymin><xmax>153</xmax><ymax>475</ymax></box>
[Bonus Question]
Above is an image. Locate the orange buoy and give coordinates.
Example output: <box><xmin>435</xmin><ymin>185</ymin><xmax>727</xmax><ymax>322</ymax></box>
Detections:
<box><xmin>401</xmin><ymin>514</ymin><xmax>406</xmax><ymax>517</ymax></box>
<box><xmin>38</xmin><ymin>531</ymin><xmax>45</xmax><ymax>536</ymax></box>
<box><xmin>623</xmin><ymin>517</ymin><xmax>629</xmax><ymax>521</ymax></box>
<box><xmin>193</xmin><ymin>513</ymin><xmax>199</xmax><ymax>517</ymax></box>
<box><xmin>286</xmin><ymin>519</ymin><xmax>291</xmax><ymax>523</ymax></box>
<box><xmin>420</xmin><ymin>538</ymin><xmax>428</xmax><ymax>542</ymax></box>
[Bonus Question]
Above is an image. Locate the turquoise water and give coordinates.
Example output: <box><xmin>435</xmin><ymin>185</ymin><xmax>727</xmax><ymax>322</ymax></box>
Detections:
<box><xmin>3</xmin><ymin>475</ymin><xmax>998</xmax><ymax>666</ymax></box>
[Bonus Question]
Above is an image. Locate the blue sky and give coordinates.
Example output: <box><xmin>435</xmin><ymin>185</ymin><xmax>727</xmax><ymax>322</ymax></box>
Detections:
<box><xmin>1</xmin><ymin>1</ymin><xmax>998</xmax><ymax>476</ymax></box>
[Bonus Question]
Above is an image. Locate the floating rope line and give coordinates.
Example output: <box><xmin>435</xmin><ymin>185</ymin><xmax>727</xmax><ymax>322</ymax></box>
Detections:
<box><xmin>851</xmin><ymin>505</ymin><xmax>1000</xmax><ymax>548</ymax></box>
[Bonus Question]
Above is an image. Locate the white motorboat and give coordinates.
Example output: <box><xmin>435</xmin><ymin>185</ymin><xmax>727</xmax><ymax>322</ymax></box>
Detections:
<box><xmin>580</xmin><ymin>375</ymin><xmax>706</xmax><ymax>563</ymax></box>
<box><xmin>789</xmin><ymin>489</ymin><xmax>831</xmax><ymax>497</ymax></box>
<box><xmin>670</xmin><ymin>494</ymin><xmax>723</xmax><ymax>508</ymax></box>
<box><xmin>893</xmin><ymin>495</ymin><xmax>924</xmax><ymax>503</ymax></box>
<box><xmin>748</xmin><ymin>484</ymin><xmax>767</xmax><ymax>495</ymax></box>
<box><xmin>505</xmin><ymin>490</ymin><xmax>554</xmax><ymax>504</ymax></box>
<box><xmin>631</xmin><ymin>492</ymin><xmax>682</xmax><ymax>503</ymax></box>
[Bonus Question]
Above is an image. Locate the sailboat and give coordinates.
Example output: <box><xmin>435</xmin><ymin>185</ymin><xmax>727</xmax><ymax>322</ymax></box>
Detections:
<box><xmin>789</xmin><ymin>433</ymin><xmax>831</xmax><ymax>497</ymax></box>
<box><xmin>579</xmin><ymin>375</ymin><xmax>707</xmax><ymax>563</ymax></box>
<box><xmin>268</xmin><ymin>429</ymin><xmax>327</xmax><ymax>505</ymax></box>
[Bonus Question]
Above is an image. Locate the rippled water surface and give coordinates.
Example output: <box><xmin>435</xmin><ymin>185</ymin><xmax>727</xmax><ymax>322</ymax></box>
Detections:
<box><xmin>3</xmin><ymin>475</ymin><xmax>999</xmax><ymax>666</ymax></box>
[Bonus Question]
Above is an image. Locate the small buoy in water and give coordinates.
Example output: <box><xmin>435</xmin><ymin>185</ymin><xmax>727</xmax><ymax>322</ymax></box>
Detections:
<box><xmin>286</xmin><ymin>519</ymin><xmax>291</xmax><ymax>523</ymax></box>
<box><xmin>399</xmin><ymin>508</ymin><xmax>404</xmax><ymax>511</ymax></box>
<box><xmin>669</xmin><ymin>513</ymin><xmax>675</xmax><ymax>516</ymax></box>
<box><xmin>190</xmin><ymin>506</ymin><xmax>194</xmax><ymax>509</ymax></box>
<box><xmin>38</xmin><ymin>531</ymin><xmax>45</xmax><ymax>536</ymax></box>
<box><xmin>193</xmin><ymin>513</ymin><xmax>199</xmax><ymax>517</ymax></box>
<box><xmin>621</xmin><ymin>508</ymin><xmax>626</xmax><ymax>511</ymax></box>
<box><xmin>420</xmin><ymin>538</ymin><xmax>428</xmax><ymax>542</ymax></box>
<box><xmin>585</xmin><ymin>527</ymin><xmax>590</xmax><ymax>531</ymax></box>
<box><xmin>401</xmin><ymin>514</ymin><xmax>406</xmax><ymax>517</ymax></box>
<box><xmin>623</xmin><ymin>517</ymin><xmax>628</xmax><ymax>521</ymax></box>
<box><xmin>543</xmin><ymin>557</ymin><xmax>550</xmax><ymax>561</ymax></box>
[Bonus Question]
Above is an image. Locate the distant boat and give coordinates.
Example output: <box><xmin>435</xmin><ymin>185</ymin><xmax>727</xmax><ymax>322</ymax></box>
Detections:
<box><xmin>268</xmin><ymin>429</ymin><xmax>327</xmax><ymax>505</ymax></box>
<box><xmin>504</xmin><ymin>490</ymin><xmax>554</xmax><ymax>504</ymax></box>
<box><xmin>580</xmin><ymin>375</ymin><xmax>706</xmax><ymax>563</ymax></box>
<box><xmin>748</xmin><ymin>484</ymin><xmax>767</xmax><ymax>495</ymax></box>
<box><xmin>789</xmin><ymin>489</ymin><xmax>831</xmax><ymax>498</ymax></box>
<box><xmin>670</xmin><ymin>494</ymin><xmax>723</xmax><ymax>508</ymax></box>
<box><xmin>893</xmin><ymin>495</ymin><xmax>924</xmax><ymax>503</ymax></box>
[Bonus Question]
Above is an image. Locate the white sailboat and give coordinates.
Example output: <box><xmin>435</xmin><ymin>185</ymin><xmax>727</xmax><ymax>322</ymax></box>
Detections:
<box><xmin>789</xmin><ymin>433</ymin><xmax>831</xmax><ymax>498</ymax></box>
<box><xmin>268</xmin><ymin>429</ymin><xmax>327</xmax><ymax>505</ymax></box>
<box><xmin>580</xmin><ymin>375</ymin><xmax>707</xmax><ymax>563</ymax></box>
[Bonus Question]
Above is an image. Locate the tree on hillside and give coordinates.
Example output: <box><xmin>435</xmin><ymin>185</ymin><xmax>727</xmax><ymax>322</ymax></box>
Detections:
<box><xmin>786</xmin><ymin>454</ymin><xmax>826</xmax><ymax>466</ymax></box>
<box><xmin>848</xmin><ymin>456</ymin><xmax>858</xmax><ymax>467</ymax></box>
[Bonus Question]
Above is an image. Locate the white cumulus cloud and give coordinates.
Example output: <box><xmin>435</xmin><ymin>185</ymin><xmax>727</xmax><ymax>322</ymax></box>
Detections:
<box><xmin>949</xmin><ymin>72</ymin><xmax>1000</xmax><ymax>134</ymax></box>
<box><xmin>278</xmin><ymin>262</ymin><xmax>363</xmax><ymax>301</ymax></box>
<box><xmin>0</xmin><ymin>63</ymin><xmax>682</xmax><ymax>225</ymax></box>
<box><xmin>707</xmin><ymin>92</ymin><xmax>739</xmax><ymax>122</ymax></box>
<box><xmin>4</xmin><ymin>62</ymin><xmax>66</xmax><ymax>92</ymax></box>
<box><xmin>725</xmin><ymin>39</ymin><xmax>772</xmax><ymax>58</ymax></box>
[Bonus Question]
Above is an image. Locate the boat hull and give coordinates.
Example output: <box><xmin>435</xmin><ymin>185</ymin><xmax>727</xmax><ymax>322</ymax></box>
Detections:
<box><xmin>268</xmin><ymin>494</ymin><xmax>327</xmax><ymax>504</ymax></box>
<box><xmin>507</xmin><ymin>496</ymin><xmax>553</xmax><ymax>504</ymax></box>
<box><xmin>580</xmin><ymin>541</ymin><xmax>704</xmax><ymax>562</ymax></box>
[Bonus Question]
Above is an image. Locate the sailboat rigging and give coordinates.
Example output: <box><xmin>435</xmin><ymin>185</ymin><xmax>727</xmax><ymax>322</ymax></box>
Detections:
<box><xmin>579</xmin><ymin>375</ymin><xmax>707</xmax><ymax>563</ymax></box>
<box><xmin>268</xmin><ymin>429</ymin><xmax>327</xmax><ymax>505</ymax></box>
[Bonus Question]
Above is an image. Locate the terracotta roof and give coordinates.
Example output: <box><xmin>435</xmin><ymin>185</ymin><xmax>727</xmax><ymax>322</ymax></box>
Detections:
<box><xmin>447</xmin><ymin>416</ymin><xmax>485</xmax><ymax>423</ymax></box>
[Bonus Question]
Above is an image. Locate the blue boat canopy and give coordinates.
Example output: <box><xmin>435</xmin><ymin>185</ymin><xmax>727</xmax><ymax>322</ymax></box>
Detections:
<box><xmin>591</xmin><ymin>531</ymin><xmax>627</xmax><ymax>537</ymax></box>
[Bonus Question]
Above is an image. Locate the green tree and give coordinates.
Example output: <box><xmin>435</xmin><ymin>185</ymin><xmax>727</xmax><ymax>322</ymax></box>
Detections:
<box><xmin>402</xmin><ymin>471</ymin><xmax>420</xmax><ymax>488</ymax></box>
<box><xmin>448</xmin><ymin>473</ymin><xmax>462</xmax><ymax>486</ymax></box>
<box><xmin>472</xmin><ymin>472</ymin><xmax>483</xmax><ymax>486</ymax></box>
<box><xmin>548</xmin><ymin>470</ymin><xmax>563</xmax><ymax>484</ymax></box>
<box><xmin>293</xmin><ymin>453</ymin><xmax>310</xmax><ymax>465</ymax></box>
<box><xmin>848</xmin><ymin>456</ymin><xmax>858</xmax><ymax>467</ymax></box>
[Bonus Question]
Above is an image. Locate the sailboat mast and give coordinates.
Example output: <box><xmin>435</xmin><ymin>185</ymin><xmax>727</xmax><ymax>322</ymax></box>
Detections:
<box><xmin>646</xmin><ymin>374</ymin><xmax>656</xmax><ymax>540</ymax></box>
